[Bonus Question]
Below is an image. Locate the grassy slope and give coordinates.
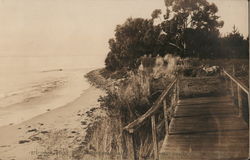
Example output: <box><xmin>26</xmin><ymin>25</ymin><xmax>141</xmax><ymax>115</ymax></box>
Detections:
<box><xmin>83</xmin><ymin>58</ymin><xmax>249</xmax><ymax>160</ymax></box>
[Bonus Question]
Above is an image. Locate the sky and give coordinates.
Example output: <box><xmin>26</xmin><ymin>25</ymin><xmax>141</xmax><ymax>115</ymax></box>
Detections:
<box><xmin>210</xmin><ymin>0</ymin><xmax>248</xmax><ymax>37</ymax></box>
<box><xmin>0</xmin><ymin>0</ymin><xmax>248</xmax><ymax>61</ymax></box>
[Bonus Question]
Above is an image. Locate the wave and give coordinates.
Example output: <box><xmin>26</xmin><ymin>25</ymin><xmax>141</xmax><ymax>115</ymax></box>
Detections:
<box><xmin>0</xmin><ymin>66</ymin><xmax>91</xmax><ymax>126</ymax></box>
<box><xmin>0</xmin><ymin>78</ymin><xmax>66</xmax><ymax>108</ymax></box>
<box><xmin>41</xmin><ymin>69</ymin><xmax>63</xmax><ymax>73</ymax></box>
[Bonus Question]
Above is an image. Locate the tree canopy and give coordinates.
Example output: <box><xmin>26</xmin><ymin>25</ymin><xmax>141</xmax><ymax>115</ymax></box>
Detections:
<box><xmin>105</xmin><ymin>18</ymin><xmax>161</xmax><ymax>71</ymax></box>
<box><xmin>105</xmin><ymin>0</ymin><xmax>248</xmax><ymax>71</ymax></box>
<box><xmin>161</xmin><ymin>0</ymin><xmax>224</xmax><ymax>57</ymax></box>
<box><xmin>219</xmin><ymin>26</ymin><xmax>249</xmax><ymax>58</ymax></box>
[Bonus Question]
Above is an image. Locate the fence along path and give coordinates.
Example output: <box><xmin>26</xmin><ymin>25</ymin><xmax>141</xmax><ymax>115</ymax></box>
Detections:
<box><xmin>123</xmin><ymin>69</ymin><xmax>250</xmax><ymax>160</ymax></box>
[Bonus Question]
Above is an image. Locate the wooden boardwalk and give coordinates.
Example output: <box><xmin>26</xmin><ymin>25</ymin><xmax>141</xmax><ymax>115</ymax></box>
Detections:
<box><xmin>123</xmin><ymin>69</ymin><xmax>249</xmax><ymax>160</ymax></box>
<box><xmin>159</xmin><ymin>96</ymin><xmax>249</xmax><ymax>160</ymax></box>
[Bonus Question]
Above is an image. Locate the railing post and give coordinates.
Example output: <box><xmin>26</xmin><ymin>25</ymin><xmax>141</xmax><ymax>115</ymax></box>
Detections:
<box><xmin>124</xmin><ymin>131</ymin><xmax>136</xmax><ymax>160</ymax></box>
<box><xmin>231</xmin><ymin>65</ymin><xmax>235</xmax><ymax>98</ymax></box>
<box><xmin>151</xmin><ymin>115</ymin><xmax>159</xmax><ymax>160</ymax></box>
<box><xmin>224</xmin><ymin>71</ymin><xmax>229</xmax><ymax>90</ymax></box>
<box><xmin>163</xmin><ymin>99</ymin><xmax>169</xmax><ymax>135</ymax></box>
<box><xmin>237</xmin><ymin>85</ymin><xmax>243</xmax><ymax>117</ymax></box>
<box><xmin>176</xmin><ymin>78</ymin><xmax>179</xmax><ymax>104</ymax></box>
<box><xmin>230</xmin><ymin>80</ymin><xmax>235</xmax><ymax>98</ymax></box>
<box><xmin>232</xmin><ymin>64</ymin><xmax>235</xmax><ymax>76</ymax></box>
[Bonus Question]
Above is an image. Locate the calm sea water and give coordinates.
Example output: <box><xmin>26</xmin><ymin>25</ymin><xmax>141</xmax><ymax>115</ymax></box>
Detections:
<box><xmin>0</xmin><ymin>56</ymin><xmax>102</xmax><ymax>126</ymax></box>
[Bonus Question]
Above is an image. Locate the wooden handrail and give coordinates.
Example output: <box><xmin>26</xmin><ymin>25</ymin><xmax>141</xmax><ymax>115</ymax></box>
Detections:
<box><xmin>223</xmin><ymin>68</ymin><xmax>250</xmax><ymax>159</ymax></box>
<box><xmin>223</xmin><ymin>69</ymin><xmax>249</xmax><ymax>95</ymax></box>
<box><xmin>123</xmin><ymin>78</ymin><xmax>177</xmax><ymax>133</ymax></box>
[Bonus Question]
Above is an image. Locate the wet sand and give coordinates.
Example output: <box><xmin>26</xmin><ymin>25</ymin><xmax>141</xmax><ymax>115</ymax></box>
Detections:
<box><xmin>0</xmin><ymin>86</ymin><xmax>105</xmax><ymax>160</ymax></box>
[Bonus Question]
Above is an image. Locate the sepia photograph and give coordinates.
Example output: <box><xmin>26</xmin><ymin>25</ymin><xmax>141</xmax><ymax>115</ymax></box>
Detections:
<box><xmin>0</xmin><ymin>0</ymin><xmax>249</xmax><ymax>160</ymax></box>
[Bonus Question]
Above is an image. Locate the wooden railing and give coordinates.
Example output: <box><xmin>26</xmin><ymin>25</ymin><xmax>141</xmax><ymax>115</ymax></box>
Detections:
<box><xmin>123</xmin><ymin>78</ymin><xmax>179</xmax><ymax>160</ymax></box>
<box><xmin>222</xmin><ymin>68</ymin><xmax>250</xmax><ymax>159</ymax></box>
<box><xmin>223</xmin><ymin>69</ymin><xmax>249</xmax><ymax>116</ymax></box>
<box><xmin>122</xmin><ymin>68</ymin><xmax>249</xmax><ymax>160</ymax></box>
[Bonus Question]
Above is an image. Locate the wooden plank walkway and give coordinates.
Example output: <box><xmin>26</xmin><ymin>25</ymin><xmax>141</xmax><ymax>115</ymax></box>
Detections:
<box><xmin>159</xmin><ymin>96</ymin><xmax>249</xmax><ymax>160</ymax></box>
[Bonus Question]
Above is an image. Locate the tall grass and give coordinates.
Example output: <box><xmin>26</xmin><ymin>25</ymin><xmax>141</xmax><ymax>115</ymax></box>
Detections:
<box><xmin>100</xmin><ymin>54</ymin><xmax>179</xmax><ymax>119</ymax></box>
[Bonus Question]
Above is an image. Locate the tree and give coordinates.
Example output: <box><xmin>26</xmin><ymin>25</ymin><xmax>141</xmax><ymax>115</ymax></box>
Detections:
<box><xmin>151</xmin><ymin>9</ymin><xmax>162</xmax><ymax>20</ymax></box>
<box><xmin>105</xmin><ymin>17</ymin><xmax>161</xmax><ymax>70</ymax></box>
<box><xmin>161</xmin><ymin>0</ymin><xmax>224</xmax><ymax>58</ymax></box>
<box><xmin>105</xmin><ymin>0</ymin><xmax>248</xmax><ymax>71</ymax></box>
<box><xmin>219</xmin><ymin>26</ymin><xmax>249</xmax><ymax>58</ymax></box>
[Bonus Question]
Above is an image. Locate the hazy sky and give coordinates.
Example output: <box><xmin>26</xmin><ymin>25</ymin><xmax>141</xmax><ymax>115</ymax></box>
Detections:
<box><xmin>0</xmin><ymin>0</ymin><xmax>248</xmax><ymax>60</ymax></box>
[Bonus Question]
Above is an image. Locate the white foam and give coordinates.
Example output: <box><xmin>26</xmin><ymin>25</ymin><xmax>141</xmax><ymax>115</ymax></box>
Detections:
<box><xmin>0</xmin><ymin>56</ymin><xmax>96</xmax><ymax>126</ymax></box>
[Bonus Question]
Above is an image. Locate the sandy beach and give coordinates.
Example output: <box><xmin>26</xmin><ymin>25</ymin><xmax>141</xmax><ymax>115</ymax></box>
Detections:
<box><xmin>0</xmin><ymin>86</ymin><xmax>105</xmax><ymax>160</ymax></box>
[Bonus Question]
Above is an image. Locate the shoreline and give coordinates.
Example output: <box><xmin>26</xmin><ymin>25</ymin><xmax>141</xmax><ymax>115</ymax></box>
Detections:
<box><xmin>0</xmin><ymin>69</ymin><xmax>91</xmax><ymax>127</ymax></box>
<box><xmin>0</xmin><ymin>76</ymin><xmax>106</xmax><ymax>160</ymax></box>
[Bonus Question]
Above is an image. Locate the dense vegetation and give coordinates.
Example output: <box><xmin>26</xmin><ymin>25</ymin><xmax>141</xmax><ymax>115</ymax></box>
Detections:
<box><xmin>94</xmin><ymin>1</ymin><xmax>249</xmax><ymax>159</ymax></box>
<box><xmin>105</xmin><ymin>0</ymin><xmax>249</xmax><ymax>71</ymax></box>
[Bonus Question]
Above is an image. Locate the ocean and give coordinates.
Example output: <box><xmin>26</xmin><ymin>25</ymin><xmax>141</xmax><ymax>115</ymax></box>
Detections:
<box><xmin>0</xmin><ymin>56</ymin><xmax>102</xmax><ymax>126</ymax></box>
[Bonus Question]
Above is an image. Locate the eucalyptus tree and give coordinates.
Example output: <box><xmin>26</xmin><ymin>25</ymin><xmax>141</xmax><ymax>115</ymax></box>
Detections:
<box><xmin>105</xmin><ymin>17</ymin><xmax>162</xmax><ymax>71</ymax></box>
<box><xmin>161</xmin><ymin>0</ymin><xmax>224</xmax><ymax>58</ymax></box>
<box><xmin>105</xmin><ymin>0</ymin><xmax>225</xmax><ymax>71</ymax></box>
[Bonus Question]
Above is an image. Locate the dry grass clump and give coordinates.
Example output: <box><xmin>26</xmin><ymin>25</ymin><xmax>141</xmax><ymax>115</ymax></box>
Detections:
<box><xmin>99</xmin><ymin>54</ymin><xmax>179</xmax><ymax>118</ymax></box>
<box><xmin>152</xmin><ymin>54</ymin><xmax>179</xmax><ymax>79</ymax></box>
<box><xmin>117</xmin><ymin>70</ymin><xmax>151</xmax><ymax>116</ymax></box>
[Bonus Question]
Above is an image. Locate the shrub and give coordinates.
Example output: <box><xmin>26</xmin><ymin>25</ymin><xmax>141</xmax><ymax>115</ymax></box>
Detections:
<box><xmin>101</xmin><ymin>54</ymin><xmax>179</xmax><ymax>119</ymax></box>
